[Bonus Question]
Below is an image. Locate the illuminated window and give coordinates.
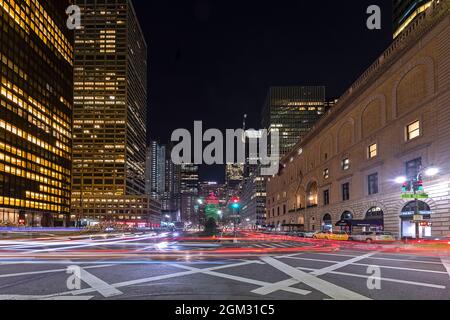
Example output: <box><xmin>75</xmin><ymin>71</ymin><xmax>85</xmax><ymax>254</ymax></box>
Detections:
<box><xmin>341</xmin><ymin>158</ymin><xmax>350</xmax><ymax>171</ymax></box>
<box><xmin>368</xmin><ymin>143</ymin><xmax>378</xmax><ymax>159</ymax></box>
<box><xmin>406</xmin><ymin>121</ymin><xmax>420</xmax><ymax>141</ymax></box>
<box><xmin>323</xmin><ymin>168</ymin><xmax>329</xmax><ymax>179</ymax></box>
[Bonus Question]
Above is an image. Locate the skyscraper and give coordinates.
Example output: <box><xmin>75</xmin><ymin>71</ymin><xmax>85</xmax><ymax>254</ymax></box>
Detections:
<box><xmin>0</xmin><ymin>0</ymin><xmax>73</xmax><ymax>227</ymax></box>
<box><xmin>261</xmin><ymin>86</ymin><xmax>329</xmax><ymax>158</ymax></box>
<box><xmin>225</xmin><ymin>163</ymin><xmax>244</xmax><ymax>198</ymax></box>
<box><xmin>72</xmin><ymin>0</ymin><xmax>160</xmax><ymax>226</ymax></box>
<box><xmin>145</xmin><ymin>140</ymin><xmax>166</xmax><ymax>200</ymax></box>
<box><xmin>180</xmin><ymin>164</ymin><xmax>199</xmax><ymax>223</ymax></box>
<box><xmin>393</xmin><ymin>0</ymin><xmax>433</xmax><ymax>38</ymax></box>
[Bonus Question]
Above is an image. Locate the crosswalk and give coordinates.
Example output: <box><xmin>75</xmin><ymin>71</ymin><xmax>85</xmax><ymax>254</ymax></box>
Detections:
<box><xmin>247</xmin><ymin>242</ymin><xmax>303</xmax><ymax>249</ymax></box>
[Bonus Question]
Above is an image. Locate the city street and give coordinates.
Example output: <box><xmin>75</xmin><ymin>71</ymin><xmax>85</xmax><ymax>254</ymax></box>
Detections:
<box><xmin>0</xmin><ymin>232</ymin><xmax>448</xmax><ymax>300</ymax></box>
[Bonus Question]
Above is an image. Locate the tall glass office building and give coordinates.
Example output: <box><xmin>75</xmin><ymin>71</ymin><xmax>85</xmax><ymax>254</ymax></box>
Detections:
<box><xmin>72</xmin><ymin>0</ymin><xmax>160</xmax><ymax>226</ymax></box>
<box><xmin>0</xmin><ymin>0</ymin><xmax>73</xmax><ymax>227</ymax></box>
<box><xmin>261</xmin><ymin>86</ymin><xmax>330</xmax><ymax>158</ymax></box>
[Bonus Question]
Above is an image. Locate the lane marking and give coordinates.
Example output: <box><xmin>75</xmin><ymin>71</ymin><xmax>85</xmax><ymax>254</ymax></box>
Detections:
<box><xmin>173</xmin><ymin>264</ymin><xmax>310</xmax><ymax>296</ymax></box>
<box><xmin>78</xmin><ymin>268</ymin><xmax>123</xmax><ymax>298</ymax></box>
<box><xmin>27</xmin><ymin>260</ymin><xmax>263</xmax><ymax>298</ymax></box>
<box><xmin>261</xmin><ymin>256</ymin><xmax>371</xmax><ymax>300</ymax></box>
<box><xmin>311</xmin><ymin>252</ymin><xmax>375</xmax><ymax>276</ymax></box>
<box><xmin>0</xmin><ymin>264</ymin><xmax>114</xmax><ymax>279</ymax></box>
<box><xmin>440</xmin><ymin>256</ymin><xmax>450</xmax><ymax>280</ymax></box>
<box><xmin>251</xmin><ymin>278</ymin><xmax>303</xmax><ymax>296</ymax></box>
<box><xmin>293</xmin><ymin>266</ymin><xmax>446</xmax><ymax>289</ymax></box>
<box><xmin>310</xmin><ymin>252</ymin><xmax>443</xmax><ymax>265</ymax></box>
<box><xmin>281</xmin><ymin>256</ymin><xmax>448</xmax><ymax>275</ymax></box>
<box><xmin>0</xmin><ymin>295</ymin><xmax>94</xmax><ymax>300</ymax></box>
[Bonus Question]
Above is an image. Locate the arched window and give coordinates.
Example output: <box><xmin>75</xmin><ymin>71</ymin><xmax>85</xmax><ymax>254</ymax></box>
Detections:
<box><xmin>323</xmin><ymin>214</ymin><xmax>332</xmax><ymax>224</ymax></box>
<box><xmin>341</xmin><ymin>211</ymin><xmax>353</xmax><ymax>220</ymax></box>
<box><xmin>366</xmin><ymin>207</ymin><xmax>383</xmax><ymax>219</ymax></box>
<box><xmin>401</xmin><ymin>201</ymin><xmax>431</xmax><ymax>214</ymax></box>
<box><xmin>306</xmin><ymin>181</ymin><xmax>318</xmax><ymax>207</ymax></box>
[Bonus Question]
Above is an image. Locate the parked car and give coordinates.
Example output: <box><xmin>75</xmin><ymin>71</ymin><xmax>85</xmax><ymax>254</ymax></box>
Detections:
<box><xmin>349</xmin><ymin>231</ymin><xmax>396</xmax><ymax>243</ymax></box>
<box><xmin>313</xmin><ymin>231</ymin><xmax>349</xmax><ymax>241</ymax></box>
<box><xmin>302</xmin><ymin>231</ymin><xmax>317</xmax><ymax>238</ymax></box>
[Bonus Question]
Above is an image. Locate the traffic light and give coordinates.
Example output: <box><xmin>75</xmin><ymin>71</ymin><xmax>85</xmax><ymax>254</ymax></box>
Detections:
<box><xmin>231</xmin><ymin>196</ymin><xmax>240</xmax><ymax>209</ymax></box>
<box><xmin>402</xmin><ymin>181</ymin><xmax>411</xmax><ymax>193</ymax></box>
<box><xmin>416</xmin><ymin>175</ymin><xmax>424</xmax><ymax>192</ymax></box>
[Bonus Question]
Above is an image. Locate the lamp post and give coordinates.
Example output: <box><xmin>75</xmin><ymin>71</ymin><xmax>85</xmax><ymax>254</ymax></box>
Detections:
<box><xmin>396</xmin><ymin>166</ymin><xmax>439</xmax><ymax>239</ymax></box>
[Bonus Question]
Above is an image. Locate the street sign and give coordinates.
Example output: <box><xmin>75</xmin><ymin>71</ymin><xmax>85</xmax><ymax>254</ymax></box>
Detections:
<box><xmin>401</xmin><ymin>193</ymin><xmax>429</xmax><ymax>199</ymax></box>
<box><xmin>413</xmin><ymin>214</ymin><xmax>423</xmax><ymax>222</ymax></box>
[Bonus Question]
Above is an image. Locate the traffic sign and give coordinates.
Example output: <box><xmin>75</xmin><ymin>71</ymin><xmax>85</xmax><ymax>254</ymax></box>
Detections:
<box><xmin>401</xmin><ymin>193</ymin><xmax>429</xmax><ymax>199</ymax></box>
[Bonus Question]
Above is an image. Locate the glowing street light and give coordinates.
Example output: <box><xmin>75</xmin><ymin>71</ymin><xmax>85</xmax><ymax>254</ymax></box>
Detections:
<box><xmin>395</xmin><ymin>176</ymin><xmax>408</xmax><ymax>184</ymax></box>
<box><xmin>425</xmin><ymin>167</ymin><xmax>439</xmax><ymax>177</ymax></box>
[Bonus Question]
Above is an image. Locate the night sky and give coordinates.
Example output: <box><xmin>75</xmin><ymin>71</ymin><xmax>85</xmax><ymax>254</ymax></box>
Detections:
<box><xmin>133</xmin><ymin>0</ymin><xmax>393</xmax><ymax>182</ymax></box>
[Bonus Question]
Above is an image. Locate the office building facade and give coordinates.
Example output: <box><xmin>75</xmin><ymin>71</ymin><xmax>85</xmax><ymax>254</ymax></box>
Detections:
<box><xmin>0</xmin><ymin>0</ymin><xmax>73</xmax><ymax>226</ymax></box>
<box><xmin>266</xmin><ymin>1</ymin><xmax>450</xmax><ymax>238</ymax></box>
<box><xmin>72</xmin><ymin>0</ymin><xmax>160</xmax><ymax>226</ymax></box>
<box><xmin>180</xmin><ymin>164</ymin><xmax>199</xmax><ymax>223</ymax></box>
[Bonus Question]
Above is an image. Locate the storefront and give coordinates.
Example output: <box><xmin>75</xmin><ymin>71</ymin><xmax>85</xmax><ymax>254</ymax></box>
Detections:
<box><xmin>336</xmin><ymin>211</ymin><xmax>353</xmax><ymax>233</ymax></box>
<box><xmin>335</xmin><ymin>207</ymin><xmax>384</xmax><ymax>233</ymax></box>
<box><xmin>400</xmin><ymin>201</ymin><xmax>432</xmax><ymax>239</ymax></box>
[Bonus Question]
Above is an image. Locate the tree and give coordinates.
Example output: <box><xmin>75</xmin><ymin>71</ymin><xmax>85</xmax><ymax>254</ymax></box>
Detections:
<box><xmin>204</xmin><ymin>217</ymin><xmax>218</xmax><ymax>236</ymax></box>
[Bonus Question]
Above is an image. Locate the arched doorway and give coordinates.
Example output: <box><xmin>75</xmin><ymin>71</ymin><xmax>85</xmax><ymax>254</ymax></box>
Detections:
<box><xmin>338</xmin><ymin>211</ymin><xmax>353</xmax><ymax>233</ymax></box>
<box><xmin>400</xmin><ymin>201</ymin><xmax>432</xmax><ymax>239</ymax></box>
<box><xmin>322</xmin><ymin>214</ymin><xmax>332</xmax><ymax>231</ymax></box>
<box><xmin>365</xmin><ymin>207</ymin><xmax>384</xmax><ymax>232</ymax></box>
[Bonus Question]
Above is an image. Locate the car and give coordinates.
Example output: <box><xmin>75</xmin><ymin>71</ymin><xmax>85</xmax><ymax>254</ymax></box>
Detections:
<box><xmin>313</xmin><ymin>231</ymin><xmax>349</xmax><ymax>241</ymax></box>
<box><xmin>349</xmin><ymin>231</ymin><xmax>396</xmax><ymax>243</ymax></box>
<box><xmin>302</xmin><ymin>231</ymin><xmax>317</xmax><ymax>238</ymax></box>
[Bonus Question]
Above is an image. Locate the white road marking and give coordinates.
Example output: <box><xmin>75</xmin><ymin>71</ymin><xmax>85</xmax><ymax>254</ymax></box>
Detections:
<box><xmin>261</xmin><ymin>256</ymin><xmax>370</xmax><ymax>300</ymax></box>
<box><xmin>0</xmin><ymin>295</ymin><xmax>94</xmax><ymax>300</ymax></box>
<box><xmin>78</xmin><ymin>268</ymin><xmax>123</xmax><ymax>298</ymax></box>
<box><xmin>0</xmin><ymin>264</ymin><xmax>114</xmax><ymax>279</ymax></box>
<box><xmin>269</xmin><ymin>243</ymin><xmax>286</xmax><ymax>248</ymax></box>
<box><xmin>251</xmin><ymin>279</ymin><xmax>302</xmax><ymax>295</ymax></box>
<box><xmin>281</xmin><ymin>256</ymin><xmax>448</xmax><ymax>274</ymax></box>
<box><xmin>173</xmin><ymin>264</ymin><xmax>310</xmax><ymax>296</ymax></box>
<box><xmin>293</xmin><ymin>266</ymin><xmax>446</xmax><ymax>289</ymax></box>
<box><xmin>310</xmin><ymin>252</ymin><xmax>376</xmax><ymax>276</ymax></box>
<box><xmin>24</xmin><ymin>260</ymin><xmax>263</xmax><ymax>298</ymax></box>
<box><xmin>311</xmin><ymin>252</ymin><xmax>443</xmax><ymax>265</ymax></box>
<box><xmin>440</xmin><ymin>256</ymin><xmax>450</xmax><ymax>280</ymax></box>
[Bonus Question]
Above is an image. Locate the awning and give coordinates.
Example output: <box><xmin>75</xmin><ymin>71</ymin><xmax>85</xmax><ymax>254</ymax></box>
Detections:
<box><xmin>350</xmin><ymin>219</ymin><xmax>383</xmax><ymax>227</ymax></box>
<box><xmin>335</xmin><ymin>219</ymin><xmax>383</xmax><ymax>227</ymax></box>
<box><xmin>335</xmin><ymin>219</ymin><xmax>351</xmax><ymax>227</ymax></box>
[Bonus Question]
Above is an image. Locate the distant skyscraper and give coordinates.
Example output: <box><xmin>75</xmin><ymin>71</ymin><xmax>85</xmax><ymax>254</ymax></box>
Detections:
<box><xmin>145</xmin><ymin>141</ymin><xmax>166</xmax><ymax>200</ymax></box>
<box><xmin>180</xmin><ymin>164</ymin><xmax>199</xmax><ymax>223</ymax></box>
<box><xmin>72</xmin><ymin>0</ymin><xmax>160</xmax><ymax>226</ymax></box>
<box><xmin>261</xmin><ymin>86</ymin><xmax>329</xmax><ymax>158</ymax></box>
<box><xmin>225</xmin><ymin>163</ymin><xmax>244</xmax><ymax>198</ymax></box>
<box><xmin>393</xmin><ymin>0</ymin><xmax>433</xmax><ymax>38</ymax></box>
<box><xmin>0</xmin><ymin>0</ymin><xmax>73</xmax><ymax>227</ymax></box>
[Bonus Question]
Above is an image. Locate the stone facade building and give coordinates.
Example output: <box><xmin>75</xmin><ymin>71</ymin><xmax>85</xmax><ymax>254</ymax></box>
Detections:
<box><xmin>266</xmin><ymin>1</ymin><xmax>450</xmax><ymax>238</ymax></box>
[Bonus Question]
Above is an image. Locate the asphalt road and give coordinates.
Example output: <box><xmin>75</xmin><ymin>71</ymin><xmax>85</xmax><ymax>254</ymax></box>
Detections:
<box><xmin>0</xmin><ymin>232</ymin><xmax>449</xmax><ymax>300</ymax></box>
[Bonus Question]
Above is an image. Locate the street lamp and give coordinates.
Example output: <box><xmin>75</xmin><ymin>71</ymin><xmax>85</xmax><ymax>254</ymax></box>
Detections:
<box><xmin>395</xmin><ymin>166</ymin><xmax>439</xmax><ymax>239</ymax></box>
